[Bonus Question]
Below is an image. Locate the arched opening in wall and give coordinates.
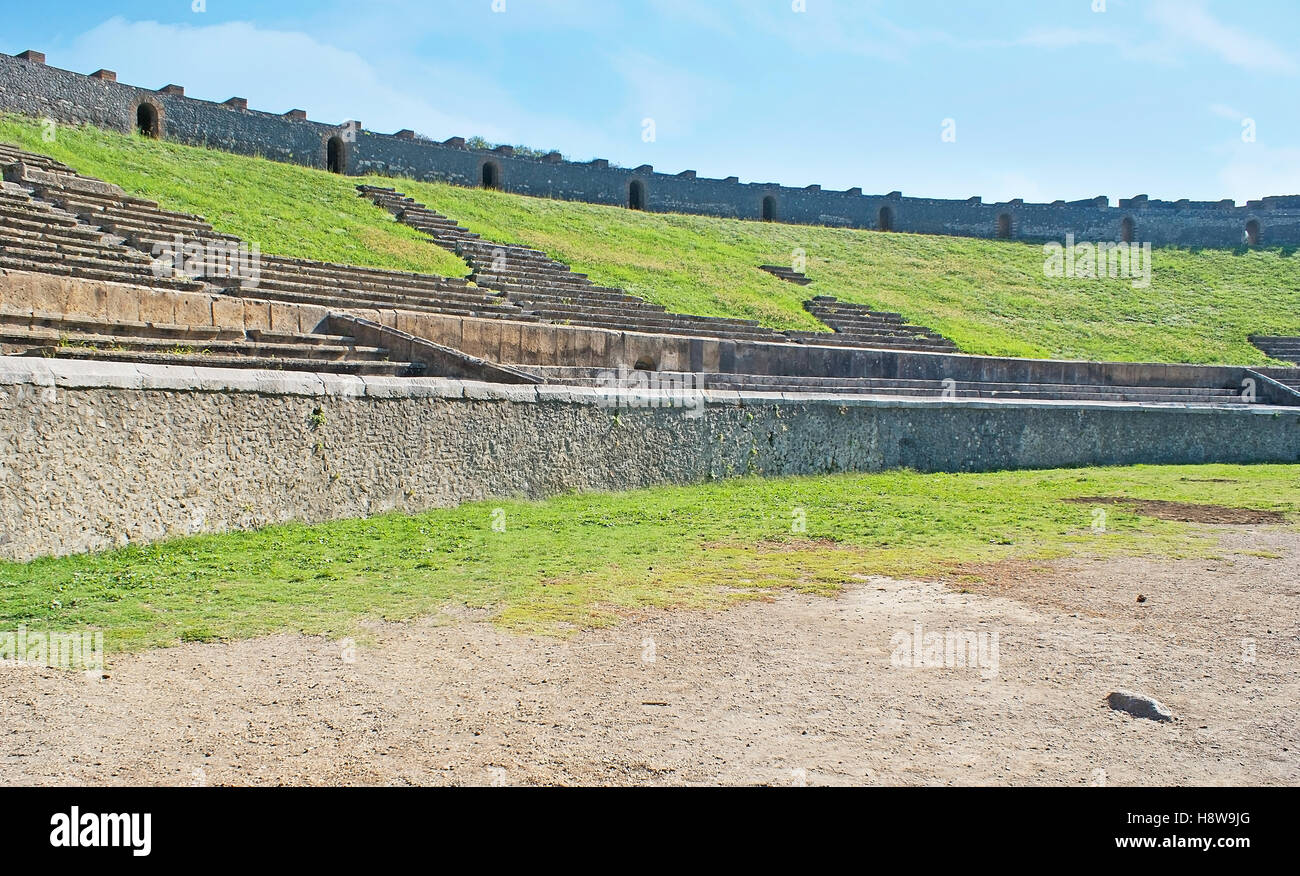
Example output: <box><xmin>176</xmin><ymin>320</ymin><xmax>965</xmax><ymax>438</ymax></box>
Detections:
<box><xmin>1245</xmin><ymin>219</ymin><xmax>1261</xmax><ymax>247</ymax></box>
<box><xmin>326</xmin><ymin>136</ymin><xmax>346</xmax><ymax>174</ymax></box>
<box><xmin>761</xmin><ymin>196</ymin><xmax>777</xmax><ymax>222</ymax></box>
<box><xmin>135</xmin><ymin>103</ymin><xmax>161</xmax><ymax>139</ymax></box>
<box><xmin>633</xmin><ymin>356</ymin><xmax>656</xmax><ymax>371</ymax></box>
<box><xmin>877</xmin><ymin>205</ymin><xmax>894</xmax><ymax>232</ymax></box>
<box><xmin>628</xmin><ymin>180</ymin><xmax>646</xmax><ymax>210</ymax></box>
<box><xmin>481</xmin><ymin>161</ymin><xmax>501</xmax><ymax>190</ymax></box>
<box><xmin>996</xmin><ymin>213</ymin><xmax>1013</xmax><ymax>239</ymax></box>
<box><xmin>1120</xmin><ymin>216</ymin><xmax>1135</xmax><ymax>243</ymax></box>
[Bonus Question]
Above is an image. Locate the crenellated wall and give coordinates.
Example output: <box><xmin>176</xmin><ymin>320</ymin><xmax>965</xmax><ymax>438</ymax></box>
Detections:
<box><xmin>2</xmin><ymin>50</ymin><xmax>1297</xmax><ymax>247</ymax></box>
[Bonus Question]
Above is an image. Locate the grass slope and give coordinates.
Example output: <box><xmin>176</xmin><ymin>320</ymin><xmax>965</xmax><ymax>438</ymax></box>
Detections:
<box><xmin>377</xmin><ymin>176</ymin><xmax>1300</xmax><ymax>365</ymax></box>
<box><xmin>1</xmin><ymin>464</ymin><xmax>1296</xmax><ymax>655</ymax></box>
<box><xmin>0</xmin><ymin>115</ymin><xmax>468</xmax><ymax>278</ymax></box>
<box><xmin>3</xmin><ymin>114</ymin><xmax>1298</xmax><ymax>364</ymax></box>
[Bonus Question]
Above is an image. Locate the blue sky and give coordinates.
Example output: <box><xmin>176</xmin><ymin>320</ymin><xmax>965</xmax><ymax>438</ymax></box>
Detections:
<box><xmin>4</xmin><ymin>0</ymin><xmax>1299</xmax><ymax>203</ymax></box>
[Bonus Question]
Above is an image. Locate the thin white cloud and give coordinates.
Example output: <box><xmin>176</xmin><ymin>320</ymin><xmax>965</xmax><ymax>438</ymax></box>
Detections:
<box><xmin>645</xmin><ymin>0</ymin><xmax>1296</xmax><ymax>76</ymax></box>
<box><xmin>1218</xmin><ymin>142</ymin><xmax>1300</xmax><ymax>202</ymax></box>
<box><xmin>1209</xmin><ymin>103</ymin><xmax>1246</xmax><ymax>120</ymax></box>
<box><xmin>1148</xmin><ymin>0</ymin><xmax>1297</xmax><ymax>74</ymax></box>
<box><xmin>606</xmin><ymin>50</ymin><xmax>733</xmax><ymax>143</ymax></box>
<box><xmin>59</xmin><ymin>16</ymin><xmax>612</xmax><ymax>152</ymax></box>
<box><xmin>645</xmin><ymin>0</ymin><xmax>739</xmax><ymax>40</ymax></box>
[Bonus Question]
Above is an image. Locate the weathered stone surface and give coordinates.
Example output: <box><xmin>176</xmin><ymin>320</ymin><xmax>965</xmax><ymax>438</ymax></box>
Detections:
<box><xmin>1106</xmin><ymin>691</ymin><xmax>1174</xmax><ymax>722</ymax></box>
<box><xmin>1</xmin><ymin>358</ymin><xmax>1299</xmax><ymax>562</ymax></box>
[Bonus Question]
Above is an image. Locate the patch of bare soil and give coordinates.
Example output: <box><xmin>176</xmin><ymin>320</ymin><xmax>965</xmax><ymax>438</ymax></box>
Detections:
<box><xmin>1</xmin><ymin>531</ymin><xmax>1297</xmax><ymax>786</ymax></box>
<box><xmin>1062</xmin><ymin>496</ymin><xmax>1288</xmax><ymax>525</ymax></box>
<box><xmin>703</xmin><ymin>537</ymin><xmax>846</xmax><ymax>553</ymax></box>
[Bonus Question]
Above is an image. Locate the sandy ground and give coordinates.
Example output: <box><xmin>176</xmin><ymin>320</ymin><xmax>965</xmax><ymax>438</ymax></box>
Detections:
<box><xmin>2</xmin><ymin>528</ymin><xmax>1297</xmax><ymax>787</ymax></box>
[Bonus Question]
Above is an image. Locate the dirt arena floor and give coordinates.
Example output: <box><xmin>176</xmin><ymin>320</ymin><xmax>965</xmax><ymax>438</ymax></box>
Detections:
<box><xmin>2</xmin><ymin>528</ymin><xmax>1296</xmax><ymax>786</ymax></box>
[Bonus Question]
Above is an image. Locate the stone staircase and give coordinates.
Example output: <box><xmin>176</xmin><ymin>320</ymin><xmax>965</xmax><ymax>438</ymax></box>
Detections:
<box><xmin>0</xmin><ymin>180</ymin><xmax>202</xmax><ymax>291</ymax></box>
<box><xmin>524</xmin><ymin>365</ymin><xmax>1252</xmax><ymax>405</ymax></box>
<box><xmin>791</xmin><ymin>296</ymin><xmax>958</xmax><ymax>353</ymax></box>
<box><xmin>1251</xmin><ymin>335</ymin><xmax>1300</xmax><ymax>366</ymax></box>
<box><xmin>1256</xmin><ymin>366</ymin><xmax>1300</xmax><ymax>391</ymax></box>
<box><xmin>758</xmin><ymin>264</ymin><xmax>812</xmax><ymax>285</ymax></box>
<box><xmin>0</xmin><ymin>308</ymin><xmax>426</xmax><ymax>376</ymax></box>
<box><xmin>221</xmin><ymin>254</ymin><xmax>537</xmax><ymax>322</ymax></box>
<box><xmin>0</xmin><ymin>143</ymin><xmax>78</xmax><ymax>175</ymax></box>
<box><xmin>0</xmin><ymin>142</ymin><xmax>536</xmax><ymax>325</ymax></box>
<box><xmin>359</xmin><ymin>185</ymin><xmax>787</xmax><ymax>342</ymax></box>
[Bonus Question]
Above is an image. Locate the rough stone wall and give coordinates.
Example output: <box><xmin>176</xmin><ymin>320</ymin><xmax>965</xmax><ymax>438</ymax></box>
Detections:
<box><xmin>2</xmin><ymin>358</ymin><xmax>1299</xmax><ymax>561</ymax></box>
<box><xmin>1</xmin><ymin>52</ymin><xmax>1295</xmax><ymax>247</ymax></box>
<box><xmin>4</xmin><ymin>268</ymin><xmax>1297</xmax><ymax>411</ymax></box>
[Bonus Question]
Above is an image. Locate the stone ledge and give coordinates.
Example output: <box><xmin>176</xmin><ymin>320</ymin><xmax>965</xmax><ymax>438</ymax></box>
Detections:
<box><xmin>1</xmin><ymin>357</ymin><xmax>1298</xmax><ymax>418</ymax></box>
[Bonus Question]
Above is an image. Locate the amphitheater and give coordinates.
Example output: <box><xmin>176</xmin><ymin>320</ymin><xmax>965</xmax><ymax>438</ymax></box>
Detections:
<box><xmin>0</xmin><ymin>50</ymin><xmax>1298</xmax><ymax>561</ymax></box>
<box><xmin>0</xmin><ymin>50</ymin><xmax>1299</xmax><ymax>787</ymax></box>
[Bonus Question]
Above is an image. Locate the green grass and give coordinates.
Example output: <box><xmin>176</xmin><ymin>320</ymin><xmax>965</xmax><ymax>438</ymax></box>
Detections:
<box><xmin>4</xmin><ymin>113</ymin><xmax>1300</xmax><ymax>364</ymax></box>
<box><xmin>2</xmin><ymin>464</ymin><xmax>1296</xmax><ymax>656</ymax></box>
<box><xmin>0</xmin><ymin>115</ymin><xmax>468</xmax><ymax>279</ymax></box>
<box><xmin>376</xmin><ymin>176</ymin><xmax>1300</xmax><ymax>364</ymax></box>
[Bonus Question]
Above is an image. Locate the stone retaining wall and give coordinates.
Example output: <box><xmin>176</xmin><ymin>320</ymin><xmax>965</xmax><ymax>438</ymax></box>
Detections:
<box><xmin>2</xmin><ymin>357</ymin><xmax>1298</xmax><ymax>561</ymax></box>
<box><xmin>5</xmin><ymin>270</ymin><xmax>1297</xmax><ymax>404</ymax></box>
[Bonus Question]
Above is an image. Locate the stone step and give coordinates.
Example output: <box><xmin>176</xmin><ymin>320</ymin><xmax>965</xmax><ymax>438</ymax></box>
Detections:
<box><xmin>114</xmin><ymin>232</ymin><xmax>246</xmax><ymax>260</ymax></box>
<box><xmin>804</xmin><ymin>297</ymin><xmax>955</xmax><ymax>349</ymax></box>
<box><xmin>1</xmin><ymin>232</ymin><xmax>157</xmax><ymax>264</ymax></box>
<box><xmin>0</xmin><ymin>252</ymin><xmax>203</xmax><ymax>291</ymax></box>
<box><xmin>256</xmin><ymin>264</ymin><xmax>475</xmax><ymax>295</ymax></box>
<box><xmin>0</xmin><ymin>308</ymin><xmax>241</xmax><ymax>341</ymax></box>
<box><xmin>509</xmin><ymin>298</ymin><xmax>772</xmax><ymax>331</ymax></box>
<box><xmin>0</xmin><ymin>198</ymin><xmax>87</xmax><ymax>228</ymax></box>
<box><xmin>253</xmin><ymin>266</ymin><xmax>476</xmax><ymax>298</ymax></box>
<box><xmin>545</xmin><ymin>316</ymin><xmax>779</xmax><ymax>341</ymax></box>
<box><xmin>37</xmin><ymin>186</ymin><xmax>207</xmax><ymax>220</ymax></box>
<box><xmin>480</xmin><ymin>280</ymin><xmax>624</xmax><ymax>301</ymax></box>
<box><xmin>238</xmin><ymin>275</ymin><xmax>527</xmax><ymax>314</ymax></box>
<box><xmin>0</xmin><ymin>239</ymin><xmax>173</xmax><ymax>273</ymax></box>
<box><xmin>528</xmin><ymin>366</ymin><xmax>1244</xmax><ymax>403</ymax></box>
<box><xmin>787</xmin><ymin>325</ymin><xmax>949</xmax><ymax>341</ymax></box>
<box><xmin>1250</xmin><ymin>336</ymin><xmax>1300</xmax><ymax>364</ymax></box>
<box><xmin>22</xmin><ymin>345</ymin><xmax>426</xmax><ymax>376</ymax></box>
<box><xmin>501</xmin><ymin>298</ymin><xmax>669</xmax><ymax>320</ymax></box>
<box><xmin>759</xmin><ymin>265</ymin><xmax>813</xmax><ymax>285</ymax></box>
<box><xmin>0</xmin><ymin>216</ymin><xmax>127</xmax><ymax>249</ymax></box>
<box><xmin>0</xmin><ymin>206</ymin><xmax>114</xmax><ymax>240</ymax></box>
<box><xmin>41</xmin><ymin>194</ymin><xmax>217</xmax><ymax>233</ymax></box>
<box><xmin>226</xmin><ymin>286</ymin><xmax>539</xmax><ymax>321</ymax></box>
<box><xmin>790</xmin><ymin>336</ymin><xmax>957</xmax><ymax>352</ymax></box>
<box><xmin>797</xmin><ymin>328</ymin><xmax>956</xmax><ymax>343</ymax></box>
<box><xmin>0</xmin><ymin>146</ymin><xmax>78</xmax><ymax>174</ymax></box>
<box><xmin>1</xmin><ymin>326</ymin><xmax>386</xmax><ymax>360</ymax></box>
<box><xmin>498</xmin><ymin>287</ymin><xmax>663</xmax><ymax>308</ymax></box>
<box><xmin>259</xmin><ymin>254</ymin><xmax>471</xmax><ymax>287</ymax></box>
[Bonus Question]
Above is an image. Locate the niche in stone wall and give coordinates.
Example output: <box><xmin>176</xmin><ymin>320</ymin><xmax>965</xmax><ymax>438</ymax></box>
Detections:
<box><xmin>628</xmin><ymin>179</ymin><xmax>646</xmax><ymax>210</ymax></box>
<box><xmin>135</xmin><ymin>102</ymin><xmax>161</xmax><ymax>139</ymax></box>
<box><xmin>996</xmin><ymin>213</ymin><xmax>1013</xmax><ymax>239</ymax></box>
<box><xmin>878</xmin><ymin>205</ymin><xmax>894</xmax><ymax>232</ymax></box>
<box><xmin>481</xmin><ymin>160</ymin><xmax>501</xmax><ymax>189</ymax></box>
<box><xmin>761</xmin><ymin>195</ymin><xmax>777</xmax><ymax>222</ymax></box>
<box><xmin>327</xmin><ymin>136</ymin><xmax>346</xmax><ymax>174</ymax></box>
<box><xmin>1120</xmin><ymin>216</ymin><xmax>1135</xmax><ymax>243</ymax></box>
<box><xmin>1245</xmin><ymin>219</ymin><xmax>1261</xmax><ymax>247</ymax></box>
